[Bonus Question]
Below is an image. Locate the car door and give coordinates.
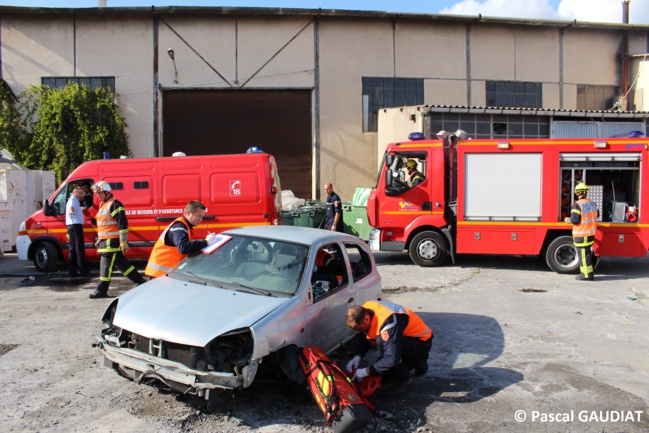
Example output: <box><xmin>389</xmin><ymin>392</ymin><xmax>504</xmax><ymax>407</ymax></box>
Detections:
<box><xmin>302</xmin><ymin>242</ymin><xmax>356</xmax><ymax>352</ymax></box>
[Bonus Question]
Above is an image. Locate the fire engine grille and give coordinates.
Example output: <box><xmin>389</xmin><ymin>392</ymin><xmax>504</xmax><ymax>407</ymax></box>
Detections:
<box><xmin>129</xmin><ymin>333</ymin><xmax>206</xmax><ymax>369</ymax></box>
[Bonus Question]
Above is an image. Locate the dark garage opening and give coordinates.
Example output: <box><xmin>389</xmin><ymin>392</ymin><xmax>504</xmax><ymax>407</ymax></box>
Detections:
<box><xmin>162</xmin><ymin>89</ymin><xmax>312</xmax><ymax>199</ymax></box>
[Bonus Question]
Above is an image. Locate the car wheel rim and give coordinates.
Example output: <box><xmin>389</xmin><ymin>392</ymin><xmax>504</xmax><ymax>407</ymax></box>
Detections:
<box><xmin>37</xmin><ymin>249</ymin><xmax>48</xmax><ymax>267</ymax></box>
<box><xmin>417</xmin><ymin>239</ymin><xmax>438</xmax><ymax>260</ymax></box>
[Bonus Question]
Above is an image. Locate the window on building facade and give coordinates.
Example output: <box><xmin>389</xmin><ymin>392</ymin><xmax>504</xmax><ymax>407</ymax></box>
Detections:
<box><xmin>427</xmin><ymin>113</ymin><xmax>550</xmax><ymax>139</ymax></box>
<box><xmin>362</xmin><ymin>77</ymin><xmax>424</xmax><ymax>132</ymax></box>
<box><xmin>41</xmin><ymin>76</ymin><xmax>115</xmax><ymax>92</ymax></box>
<box><xmin>577</xmin><ymin>85</ymin><xmax>618</xmax><ymax>110</ymax></box>
<box><xmin>486</xmin><ymin>81</ymin><xmax>542</xmax><ymax>108</ymax></box>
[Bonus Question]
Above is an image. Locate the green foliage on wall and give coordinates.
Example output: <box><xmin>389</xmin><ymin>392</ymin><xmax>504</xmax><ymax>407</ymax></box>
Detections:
<box><xmin>0</xmin><ymin>83</ymin><xmax>30</xmax><ymax>161</ymax></box>
<box><xmin>0</xmin><ymin>82</ymin><xmax>132</xmax><ymax>184</ymax></box>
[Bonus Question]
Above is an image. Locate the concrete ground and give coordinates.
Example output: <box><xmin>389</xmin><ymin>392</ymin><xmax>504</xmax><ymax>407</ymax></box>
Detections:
<box><xmin>0</xmin><ymin>251</ymin><xmax>647</xmax><ymax>432</ymax></box>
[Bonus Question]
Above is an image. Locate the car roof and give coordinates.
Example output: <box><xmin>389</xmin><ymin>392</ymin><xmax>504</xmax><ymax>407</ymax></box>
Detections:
<box><xmin>222</xmin><ymin>225</ymin><xmax>361</xmax><ymax>245</ymax></box>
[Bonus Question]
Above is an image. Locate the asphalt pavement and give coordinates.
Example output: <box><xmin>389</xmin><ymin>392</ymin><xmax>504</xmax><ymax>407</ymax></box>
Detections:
<box><xmin>1</xmin><ymin>250</ymin><xmax>648</xmax><ymax>432</ymax></box>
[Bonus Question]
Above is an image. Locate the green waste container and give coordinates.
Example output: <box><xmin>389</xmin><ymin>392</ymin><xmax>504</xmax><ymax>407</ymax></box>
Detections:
<box><xmin>292</xmin><ymin>205</ymin><xmax>326</xmax><ymax>229</ymax></box>
<box><xmin>280</xmin><ymin>210</ymin><xmax>295</xmax><ymax>226</ymax></box>
<box><xmin>342</xmin><ymin>203</ymin><xmax>373</xmax><ymax>241</ymax></box>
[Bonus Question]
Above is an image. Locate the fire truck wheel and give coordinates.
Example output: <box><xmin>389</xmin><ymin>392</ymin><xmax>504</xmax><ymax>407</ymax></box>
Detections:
<box><xmin>409</xmin><ymin>231</ymin><xmax>448</xmax><ymax>267</ymax></box>
<box><xmin>33</xmin><ymin>241</ymin><xmax>59</xmax><ymax>273</ymax></box>
<box><xmin>544</xmin><ymin>236</ymin><xmax>579</xmax><ymax>274</ymax></box>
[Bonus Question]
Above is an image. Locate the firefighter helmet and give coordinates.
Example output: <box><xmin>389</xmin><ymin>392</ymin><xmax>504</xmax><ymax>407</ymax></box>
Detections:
<box><xmin>406</xmin><ymin>159</ymin><xmax>418</xmax><ymax>169</ymax></box>
<box><xmin>574</xmin><ymin>182</ymin><xmax>589</xmax><ymax>195</ymax></box>
<box><xmin>91</xmin><ymin>180</ymin><xmax>111</xmax><ymax>193</ymax></box>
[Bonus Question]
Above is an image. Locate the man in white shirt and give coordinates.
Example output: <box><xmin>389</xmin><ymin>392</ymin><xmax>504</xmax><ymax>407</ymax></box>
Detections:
<box><xmin>66</xmin><ymin>186</ymin><xmax>91</xmax><ymax>278</ymax></box>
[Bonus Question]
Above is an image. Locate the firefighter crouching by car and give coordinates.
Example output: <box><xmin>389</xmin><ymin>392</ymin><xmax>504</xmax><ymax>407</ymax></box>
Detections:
<box><xmin>345</xmin><ymin>300</ymin><xmax>433</xmax><ymax>383</ymax></box>
<box><xmin>145</xmin><ymin>200</ymin><xmax>218</xmax><ymax>278</ymax></box>
<box><xmin>89</xmin><ymin>180</ymin><xmax>146</xmax><ymax>299</ymax></box>
<box><xmin>564</xmin><ymin>182</ymin><xmax>598</xmax><ymax>281</ymax></box>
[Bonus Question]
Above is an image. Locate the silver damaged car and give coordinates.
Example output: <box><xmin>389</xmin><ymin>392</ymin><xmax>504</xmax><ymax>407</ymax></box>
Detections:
<box><xmin>96</xmin><ymin>226</ymin><xmax>382</xmax><ymax>405</ymax></box>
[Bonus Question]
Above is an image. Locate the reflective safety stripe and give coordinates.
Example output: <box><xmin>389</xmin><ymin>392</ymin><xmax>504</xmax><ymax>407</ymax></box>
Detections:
<box><xmin>98</xmin><ymin>238</ymin><xmax>120</xmax><ymax>253</ymax></box>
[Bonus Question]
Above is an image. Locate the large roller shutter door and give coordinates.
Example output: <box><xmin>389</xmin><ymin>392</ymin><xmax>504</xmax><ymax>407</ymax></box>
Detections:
<box><xmin>163</xmin><ymin>89</ymin><xmax>312</xmax><ymax>199</ymax></box>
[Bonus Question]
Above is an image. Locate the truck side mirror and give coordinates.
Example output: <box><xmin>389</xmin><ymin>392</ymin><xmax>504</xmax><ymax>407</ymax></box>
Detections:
<box><xmin>385</xmin><ymin>168</ymin><xmax>393</xmax><ymax>188</ymax></box>
<box><xmin>43</xmin><ymin>199</ymin><xmax>53</xmax><ymax>216</ymax></box>
<box><xmin>386</xmin><ymin>154</ymin><xmax>394</xmax><ymax>167</ymax></box>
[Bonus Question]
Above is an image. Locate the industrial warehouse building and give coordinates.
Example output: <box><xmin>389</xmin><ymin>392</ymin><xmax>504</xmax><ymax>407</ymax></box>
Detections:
<box><xmin>1</xmin><ymin>5</ymin><xmax>649</xmax><ymax>200</ymax></box>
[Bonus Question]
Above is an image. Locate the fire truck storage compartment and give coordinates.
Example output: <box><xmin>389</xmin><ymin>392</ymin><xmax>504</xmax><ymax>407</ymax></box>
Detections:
<box><xmin>463</xmin><ymin>153</ymin><xmax>542</xmax><ymax>221</ymax></box>
<box><xmin>560</xmin><ymin>153</ymin><xmax>640</xmax><ymax>223</ymax></box>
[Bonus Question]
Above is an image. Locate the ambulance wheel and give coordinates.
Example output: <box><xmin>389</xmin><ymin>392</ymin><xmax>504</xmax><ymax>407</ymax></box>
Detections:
<box><xmin>544</xmin><ymin>236</ymin><xmax>579</xmax><ymax>274</ymax></box>
<box><xmin>409</xmin><ymin>231</ymin><xmax>448</xmax><ymax>267</ymax></box>
<box><xmin>33</xmin><ymin>241</ymin><xmax>59</xmax><ymax>272</ymax></box>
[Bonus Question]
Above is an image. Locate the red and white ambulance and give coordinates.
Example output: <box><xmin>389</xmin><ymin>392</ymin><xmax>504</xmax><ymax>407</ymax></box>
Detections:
<box><xmin>17</xmin><ymin>152</ymin><xmax>282</xmax><ymax>271</ymax></box>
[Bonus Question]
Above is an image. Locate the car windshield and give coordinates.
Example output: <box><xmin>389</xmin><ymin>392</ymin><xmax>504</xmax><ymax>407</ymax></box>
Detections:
<box><xmin>170</xmin><ymin>234</ymin><xmax>308</xmax><ymax>297</ymax></box>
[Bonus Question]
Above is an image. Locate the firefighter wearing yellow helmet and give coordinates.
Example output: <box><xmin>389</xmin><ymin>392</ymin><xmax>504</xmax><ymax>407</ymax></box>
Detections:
<box><xmin>405</xmin><ymin>159</ymin><xmax>425</xmax><ymax>187</ymax></box>
<box><xmin>564</xmin><ymin>182</ymin><xmax>598</xmax><ymax>281</ymax></box>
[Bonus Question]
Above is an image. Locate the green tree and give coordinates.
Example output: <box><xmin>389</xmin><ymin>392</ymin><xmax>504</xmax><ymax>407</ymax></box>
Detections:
<box><xmin>1</xmin><ymin>82</ymin><xmax>132</xmax><ymax>183</ymax></box>
<box><xmin>0</xmin><ymin>82</ymin><xmax>29</xmax><ymax>160</ymax></box>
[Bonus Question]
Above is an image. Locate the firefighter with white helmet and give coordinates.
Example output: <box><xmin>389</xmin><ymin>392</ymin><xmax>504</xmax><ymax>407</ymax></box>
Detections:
<box><xmin>565</xmin><ymin>182</ymin><xmax>598</xmax><ymax>281</ymax></box>
<box><xmin>89</xmin><ymin>180</ymin><xmax>146</xmax><ymax>298</ymax></box>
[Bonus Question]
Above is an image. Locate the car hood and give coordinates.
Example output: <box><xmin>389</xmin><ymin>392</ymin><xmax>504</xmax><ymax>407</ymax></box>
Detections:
<box><xmin>112</xmin><ymin>277</ymin><xmax>289</xmax><ymax>347</ymax></box>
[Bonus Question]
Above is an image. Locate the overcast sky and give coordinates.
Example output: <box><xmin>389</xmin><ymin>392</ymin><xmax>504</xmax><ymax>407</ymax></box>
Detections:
<box><xmin>1</xmin><ymin>0</ymin><xmax>648</xmax><ymax>24</ymax></box>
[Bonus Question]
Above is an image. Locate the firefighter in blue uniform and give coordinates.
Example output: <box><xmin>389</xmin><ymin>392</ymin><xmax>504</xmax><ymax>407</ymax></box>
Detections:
<box><xmin>323</xmin><ymin>182</ymin><xmax>343</xmax><ymax>232</ymax></box>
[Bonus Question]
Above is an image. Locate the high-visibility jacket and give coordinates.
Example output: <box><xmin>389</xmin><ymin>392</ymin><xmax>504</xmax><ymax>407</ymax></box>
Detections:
<box><xmin>96</xmin><ymin>197</ymin><xmax>128</xmax><ymax>253</ymax></box>
<box><xmin>145</xmin><ymin>217</ymin><xmax>193</xmax><ymax>277</ymax></box>
<box><xmin>363</xmin><ymin>300</ymin><xmax>432</xmax><ymax>343</ymax></box>
<box><xmin>408</xmin><ymin>170</ymin><xmax>425</xmax><ymax>187</ymax></box>
<box><xmin>571</xmin><ymin>198</ymin><xmax>598</xmax><ymax>247</ymax></box>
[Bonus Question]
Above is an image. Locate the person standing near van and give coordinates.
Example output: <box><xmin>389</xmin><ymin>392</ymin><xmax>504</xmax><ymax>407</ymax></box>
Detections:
<box><xmin>145</xmin><ymin>201</ymin><xmax>218</xmax><ymax>278</ymax></box>
<box><xmin>66</xmin><ymin>186</ymin><xmax>91</xmax><ymax>278</ymax></box>
<box><xmin>324</xmin><ymin>182</ymin><xmax>343</xmax><ymax>232</ymax></box>
<box><xmin>80</xmin><ymin>181</ymin><xmax>93</xmax><ymax>210</ymax></box>
<box><xmin>89</xmin><ymin>180</ymin><xmax>146</xmax><ymax>299</ymax></box>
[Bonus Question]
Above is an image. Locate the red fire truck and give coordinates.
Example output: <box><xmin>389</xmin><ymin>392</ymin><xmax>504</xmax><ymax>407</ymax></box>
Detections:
<box><xmin>367</xmin><ymin>132</ymin><xmax>648</xmax><ymax>272</ymax></box>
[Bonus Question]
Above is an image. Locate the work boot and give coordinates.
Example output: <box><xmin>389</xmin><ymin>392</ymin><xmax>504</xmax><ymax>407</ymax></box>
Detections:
<box><xmin>414</xmin><ymin>358</ymin><xmax>429</xmax><ymax>377</ymax></box>
<box><xmin>89</xmin><ymin>290</ymin><xmax>108</xmax><ymax>299</ymax></box>
<box><xmin>575</xmin><ymin>275</ymin><xmax>594</xmax><ymax>281</ymax></box>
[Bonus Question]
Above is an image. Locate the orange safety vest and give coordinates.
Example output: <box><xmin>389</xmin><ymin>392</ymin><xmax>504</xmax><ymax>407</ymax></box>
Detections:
<box><xmin>96</xmin><ymin>198</ymin><xmax>121</xmax><ymax>240</ymax></box>
<box><xmin>363</xmin><ymin>300</ymin><xmax>432</xmax><ymax>342</ymax></box>
<box><xmin>572</xmin><ymin>198</ymin><xmax>597</xmax><ymax>246</ymax></box>
<box><xmin>145</xmin><ymin>217</ymin><xmax>193</xmax><ymax>277</ymax></box>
